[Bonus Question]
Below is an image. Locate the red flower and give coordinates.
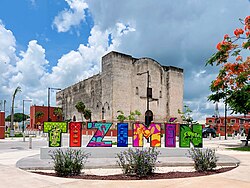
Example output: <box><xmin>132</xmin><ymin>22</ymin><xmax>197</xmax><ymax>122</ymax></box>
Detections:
<box><xmin>246</xmin><ymin>31</ymin><xmax>250</xmax><ymax>37</ymax></box>
<box><xmin>234</xmin><ymin>28</ymin><xmax>244</xmax><ymax>38</ymax></box>
<box><xmin>236</xmin><ymin>56</ymin><xmax>242</xmax><ymax>61</ymax></box>
<box><xmin>216</xmin><ymin>42</ymin><xmax>222</xmax><ymax>50</ymax></box>
<box><xmin>244</xmin><ymin>16</ymin><xmax>250</xmax><ymax>25</ymax></box>
<box><xmin>224</xmin><ymin>34</ymin><xmax>229</xmax><ymax>40</ymax></box>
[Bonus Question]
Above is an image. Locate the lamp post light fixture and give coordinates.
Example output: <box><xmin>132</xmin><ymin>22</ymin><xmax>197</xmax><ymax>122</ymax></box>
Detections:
<box><xmin>48</xmin><ymin>87</ymin><xmax>61</xmax><ymax>122</ymax></box>
<box><xmin>96</xmin><ymin>101</ymin><xmax>110</xmax><ymax>120</ymax></box>
<box><xmin>22</xmin><ymin>99</ymin><xmax>32</xmax><ymax>133</ymax></box>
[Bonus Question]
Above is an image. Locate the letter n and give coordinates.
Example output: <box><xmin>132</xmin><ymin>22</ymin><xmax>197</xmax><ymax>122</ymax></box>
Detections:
<box><xmin>179</xmin><ymin>124</ymin><xmax>203</xmax><ymax>148</ymax></box>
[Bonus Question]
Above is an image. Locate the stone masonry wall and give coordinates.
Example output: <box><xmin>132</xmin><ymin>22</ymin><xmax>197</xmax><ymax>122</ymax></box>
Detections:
<box><xmin>56</xmin><ymin>51</ymin><xmax>184</xmax><ymax>124</ymax></box>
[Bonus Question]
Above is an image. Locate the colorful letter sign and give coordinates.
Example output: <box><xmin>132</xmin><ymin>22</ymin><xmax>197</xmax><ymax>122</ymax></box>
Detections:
<box><xmin>179</xmin><ymin>124</ymin><xmax>202</xmax><ymax>148</ymax></box>
<box><xmin>165</xmin><ymin>123</ymin><xmax>176</xmax><ymax>147</ymax></box>
<box><xmin>44</xmin><ymin>122</ymin><xmax>67</xmax><ymax>147</ymax></box>
<box><xmin>87</xmin><ymin>122</ymin><xmax>112</xmax><ymax>147</ymax></box>
<box><xmin>117</xmin><ymin>123</ymin><xmax>128</xmax><ymax>147</ymax></box>
<box><xmin>44</xmin><ymin>120</ymin><xmax>204</xmax><ymax>148</ymax></box>
<box><xmin>133</xmin><ymin>123</ymin><xmax>161</xmax><ymax>147</ymax></box>
<box><xmin>69</xmin><ymin>122</ymin><xmax>82</xmax><ymax>147</ymax></box>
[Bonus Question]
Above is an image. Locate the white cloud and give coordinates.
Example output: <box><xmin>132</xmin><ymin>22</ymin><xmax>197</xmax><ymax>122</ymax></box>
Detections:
<box><xmin>2</xmin><ymin>0</ymin><xmax>249</xmax><ymax>121</ymax></box>
<box><xmin>0</xmin><ymin>21</ymin><xmax>50</xmax><ymax>110</ymax></box>
<box><xmin>13</xmin><ymin>40</ymin><xmax>48</xmax><ymax>88</ymax></box>
<box><xmin>45</xmin><ymin>23</ymin><xmax>135</xmax><ymax>89</ymax></box>
<box><xmin>195</xmin><ymin>70</ymin><xmax>206</xmax><ymax>78</ymax></box>
<box><xmin>0</xmin><ymin>20</ymin><xmax>18</xmax><ymax>65</ymax></box>
<box><xmin>29</xmin><ymin>0</ymin><xmax>36</xmax><ymax>7</ymax></box>
<box><xmin>0</xmin><ymin>8</ymin><xmax>136</xmax><ymax>113</ymax></box>
<box><xmin>116</xmin><ymin>22</ymin><xmax>136</xmax><ymax>35</ymax></box>
<box><xmin>0</xmin><ymin>21</ymin><xmax>19</xmax><ymax>98</ymax></box>
<box><xmin>52</xmin><ymin>0</ymin><xmax>88</xmax><ymax>32</ymax></box>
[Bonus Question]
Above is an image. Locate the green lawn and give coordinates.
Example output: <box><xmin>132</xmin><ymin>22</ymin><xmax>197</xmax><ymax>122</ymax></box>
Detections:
<box><xmin>227</xmin><ymin>147</ymin><xmax>250</xmax><ymax>152</ymax></box>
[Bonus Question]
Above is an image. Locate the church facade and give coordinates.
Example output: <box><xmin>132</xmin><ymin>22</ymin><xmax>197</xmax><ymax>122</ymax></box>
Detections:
<box><xmin>56</xmin><ymin>51</ymin><xmax>184</xmax><ymax>124</ymax></box>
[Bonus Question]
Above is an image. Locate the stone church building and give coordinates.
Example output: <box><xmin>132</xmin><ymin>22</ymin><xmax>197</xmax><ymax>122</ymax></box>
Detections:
<box><xmin>56</xmin><ymin>51</ymin><xmax>184</xmax><ymax>124</ymax></box>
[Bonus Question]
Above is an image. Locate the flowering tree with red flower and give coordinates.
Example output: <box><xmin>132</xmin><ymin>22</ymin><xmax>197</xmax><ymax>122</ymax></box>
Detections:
<box><xmin>206</xmin><ymin>16</ymin><xmax>250</xmax><ymax>115</ymax></box>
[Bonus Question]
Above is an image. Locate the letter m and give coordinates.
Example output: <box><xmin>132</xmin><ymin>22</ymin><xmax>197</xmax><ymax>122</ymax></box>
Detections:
<box><xmin>133</xmin><ymin>123</ymin><xmax>161</xmax><ymax>147</ymax></box>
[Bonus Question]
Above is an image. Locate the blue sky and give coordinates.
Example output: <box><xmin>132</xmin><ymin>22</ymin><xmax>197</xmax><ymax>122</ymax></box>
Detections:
<box><xmin>0</xmin><ymin>0</ymin><xmax>93</xmax><ymax>68</ymax></box>
<box><xmin>0</xmin><ymin>0</ymin><xmax>250</xmax><ymax>122</ymax></box>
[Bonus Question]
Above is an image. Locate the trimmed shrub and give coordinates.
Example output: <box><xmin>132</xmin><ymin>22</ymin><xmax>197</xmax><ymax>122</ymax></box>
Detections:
<box><xmin>117</xmin><ymin>148</ymin><xmax>160</xmax><ymax>177</ymax></box>
<box><xmin>188</xmin><ymin>148</ymin><xmax>217</xmax><ymax>172</ymax></box>
<box><xmin>50</xmin><ymin>149</ymin><xmax>90</xmax><ymax>177</ymax></box>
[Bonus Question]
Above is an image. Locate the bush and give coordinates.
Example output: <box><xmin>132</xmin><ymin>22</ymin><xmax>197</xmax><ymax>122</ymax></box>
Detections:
<box><xmin>50</xmin><ymin>149</ymin><xmax>90</xmax><ymax>177</ymax></box>
<box><xmin>14</xmin><ymin>132</ymin><xmax>24</xmax><ymax>137</ymax></box>
<box><xmin>188</xmin><ymin>148</ymin><xmax>217</xmax><ymax>172</ymax></box>
<box><xmin>117</xmin><ymin>148</ymin><xmax>160</xmax><ymax>177</ymax></box>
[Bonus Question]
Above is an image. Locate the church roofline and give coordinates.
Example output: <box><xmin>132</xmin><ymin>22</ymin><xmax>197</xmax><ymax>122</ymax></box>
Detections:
<box><xmin>103</xmin><ymin>51</ymin><xmax>183</xmax><ymax>73</ymax></box>
<box><xmin>163</xmin><ymin>66</ymin><xmax>183</xmax><ymax>73</ymax></box>
<box><xmin>59</xmin><ymin>73</ymin><xmax>100</xmax><ymax>92</ymax></box>
<box><xmin>102</xmin><ymin>51</ymin><xmax>134</xmax><ymax>60</ymax></box>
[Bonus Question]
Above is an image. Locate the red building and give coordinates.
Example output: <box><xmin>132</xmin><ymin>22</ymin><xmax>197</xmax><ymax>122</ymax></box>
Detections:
<box><xmin>29</xmin><ymin>105</ymin><xmax>63</xmax><ymax>130</ymax></box>
<box><xmin>206</xmin><ymin>115</ymin><xmax>250</xmax><ymax>136</ymax></box>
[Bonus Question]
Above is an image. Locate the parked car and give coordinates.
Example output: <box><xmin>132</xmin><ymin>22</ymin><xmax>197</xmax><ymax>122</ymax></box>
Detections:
<box><xmin>202</xmin><ymin>127</ymin><xmax>216</xmax><ymax>138</ymax></box>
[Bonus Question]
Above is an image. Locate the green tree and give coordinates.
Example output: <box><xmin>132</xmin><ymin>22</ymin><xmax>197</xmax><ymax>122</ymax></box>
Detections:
<box><xmin>206</xmin><ymin>15</ymin><xmax>250</xmax><ymax>115</ymax></box>
<box><xmin>178</xmin><ymin>105</ymin><xmax>197</xmax><ymax>125</ymax></box>
<box><xmin>5</xmin><ymin>113</ymin><xmax>29</xmax><ymax>122</ymax></box>
<box><xmin>128</xmin><ymin>110</ymin><xmax>142</xmax><ymax>121</ymax></box>
<box><xmin>75</xmin><ymin>101</ymin><xmax>85</xmax><ymax>121</ymax></box>
<box><xmin>10</xmin><ymin>86</ymin><xmax>21</xmax><ymax>131</ymax></box>
<box><xmin>35</xmin><ymin>111</ymin><xmax>44</xmax><ymax>120</ymax></box>
<box><xmin>53</xmin><ymin>107</ymin><xmax>63</xmax><ymax>120</ymax></box>
<box><xmin>116</xmin><ymin>110</ymin><xmax>127</xmax><ymax>122</ymax></box>
<box><xmin>84</xmin><ymin>108</ymin><xmax>92</xmax><ymax>122</ymax></box>
<box><xmin>227</xmin><ymin>85</ymin><xmax>250</xmax><ymax>115</ymax></box>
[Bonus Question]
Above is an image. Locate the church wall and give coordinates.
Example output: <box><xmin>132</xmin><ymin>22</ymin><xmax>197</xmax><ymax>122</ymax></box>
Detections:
<box><xmin>56</xmin><ymin>51</ymin><xmax>184</xmax><ymax>125</ymax></box>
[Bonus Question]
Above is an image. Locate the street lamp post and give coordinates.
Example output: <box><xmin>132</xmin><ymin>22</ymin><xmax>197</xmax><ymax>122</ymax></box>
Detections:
<box><xmin>137</xmin><ymin>70</ymin><xmax>152</xmax><ymax>126</ymax></box>
<box><xmin>3</xmin><ymin>100</ymin><xmax>6</xmax><ymax>112</ymax></box>
<box><xmin>0</xmin><ymin>100</ymin><xmax>6</xmax><ymax>111</ymax></box>
<box><xmin>224</xmin><ymin>101</ymin><xmax>227</xmax><ymax>140</ymax></box>
<box><xmin>137</xmin><ymin>70</ymin><xmax>151</xmax><ymax>143</ymax></box>
<box><xmin>48</xmin><ymin>87</ymin><xmax>61</xmax><ymax>121</ymax></box>
<box><xmin>22</xmin><ymin>99</ymin><xmax>32</xmax><ymax>133</ymax></box>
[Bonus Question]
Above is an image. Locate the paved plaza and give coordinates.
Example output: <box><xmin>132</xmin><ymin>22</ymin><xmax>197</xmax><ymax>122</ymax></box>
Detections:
<box><xmin>0</xmin><ymin>135</ymin><xmax>250</xmax><ymax>187</ymax></box>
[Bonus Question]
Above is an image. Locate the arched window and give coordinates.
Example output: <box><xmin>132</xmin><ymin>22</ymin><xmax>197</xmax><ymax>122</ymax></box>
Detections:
<box><xmin>136</xmin><ymin>87</ymin><xmax>139</xmax><ymax>95</ymax></box>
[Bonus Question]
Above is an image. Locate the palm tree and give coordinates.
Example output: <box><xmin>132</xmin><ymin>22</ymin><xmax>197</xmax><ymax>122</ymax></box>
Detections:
<box><xmin>84</xmin><ymin>108</ymin><xmax>92</xmax><ymax>122</ymax></box>
<box><xmin>75</xmin><ymin>101</ymin><xmax>85</xmax><ymax>121</ymax></box>
<box><xmin>53</xmin><ymin>107</ymin><xmax>63</xmax><ymax>120</ymax></box>
<box><xmin>10</xmin><ymin>86</ymin><xmax>21</xmax><ymax>132</ymax></box>
<box><xmin>35</xmin><ymin>111</ymin><xmax>44</xmax><ymax>120</ymax></box>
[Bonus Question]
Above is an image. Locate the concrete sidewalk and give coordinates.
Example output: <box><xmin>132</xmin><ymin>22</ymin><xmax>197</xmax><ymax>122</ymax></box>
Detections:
<box><xmin>0</xmin><ymin>136</ymin><xmax>249</xmax><ymax>188</ymax></box>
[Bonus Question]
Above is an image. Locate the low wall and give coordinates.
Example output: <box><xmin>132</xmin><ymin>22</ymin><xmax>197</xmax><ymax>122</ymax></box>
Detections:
<box><xmin>40</xmin><ymin>146</ymin><xmax>190</xmax><ymax>160</ymax></box>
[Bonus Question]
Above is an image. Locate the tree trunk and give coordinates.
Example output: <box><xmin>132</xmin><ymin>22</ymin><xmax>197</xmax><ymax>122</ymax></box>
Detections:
<box><xmin>10</xmin><ymin>95</ymin><xmax>15</xmax><ymax>130</ymax></box>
